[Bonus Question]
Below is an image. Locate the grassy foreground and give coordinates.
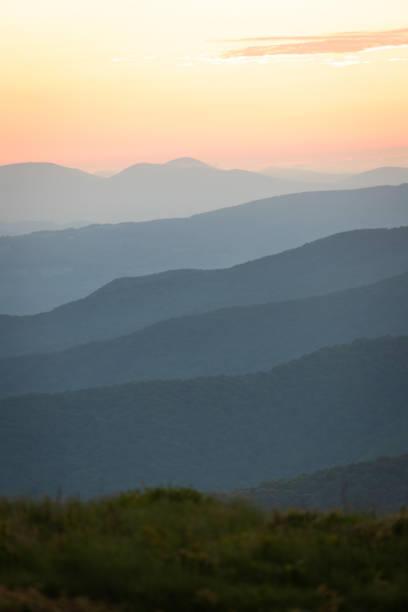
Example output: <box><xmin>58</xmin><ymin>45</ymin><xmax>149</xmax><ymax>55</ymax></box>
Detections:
<box><xmin>0</xmin><ymin>488</ymin><xmax>407</xmax><ymax>611</ymax></box>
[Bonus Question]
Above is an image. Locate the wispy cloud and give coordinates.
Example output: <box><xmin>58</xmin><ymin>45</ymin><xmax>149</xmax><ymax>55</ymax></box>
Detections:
<box><xmin>219</xmin><ymin>27</ymin><xmax>408</xmax><ymax>59</ymax></box>
<box><xmin>323</xmin><ymin>56</ymin><xmax>367</xmax><ymax>68</ymax></box>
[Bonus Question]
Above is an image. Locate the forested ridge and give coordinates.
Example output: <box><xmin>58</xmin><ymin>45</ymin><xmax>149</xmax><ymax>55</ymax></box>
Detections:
<box><xmin>2</xmin><ymin>184</ymin><xmax>408</xmax><ymax>314</ymax></box>
<box><xmin>2</xmin><ymin>226</ymin><xmax>408</xmax><ymax>358</ymax></box>
<box><xmin>236</xmin><ymin>454</ymin><xmax>408</xmax><ymax>514</ymax></box>
<box><xmin>1</xmin><ymin>336</ymin><xmax>407</xmax><ymax>497</ymax></box>
<box><xmin>1</xmin><ymin>174</ymin><xmax>408</xmax><ymax>611</ymax></box>
<box><xmin>2</xmin><ymin>271</ymin><xmax>408</xmax><ymax>397</ymax></box>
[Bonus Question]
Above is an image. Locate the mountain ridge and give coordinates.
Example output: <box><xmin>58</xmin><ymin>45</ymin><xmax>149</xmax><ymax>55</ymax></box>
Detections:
<box><xmin>1</xmin><ymin>184</ymin><xmax>408</xmax><ymax>314</ymax></box>
<box><xmin>1</xmin><ymin>335</ymin><xmax>407</xmax><ymax>497</ymax></box>
<box><xmin>0</xmin><ymin>158</ymin><xmax>311</xmax><ymax>227</ymax></box>
<box><xmin>1</xmin><ymin>226</ymin><xmax>408</xmax><ymax>357</ymax></box>
<box><xmin>1</xmin><ymin>270</ymin><xmax>408</xmax><ymax>396</ymax></box>
<box><xmin>235</xmin><ymin>454</ymin><xmax>408</xmax><ymax>514</ymax></box>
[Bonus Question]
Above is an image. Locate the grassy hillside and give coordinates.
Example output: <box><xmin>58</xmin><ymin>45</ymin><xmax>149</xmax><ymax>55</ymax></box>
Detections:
<box><xmin>0</xmin><ymin>488</ymin><xmax>408</xmax><ymax>612</ymax></box>
<box><xmin>1</xmin><ymin>336</ymin><xmax>408</xmax><ymax>497</ymax></box>
<box><xmin>0</xmin><ymin>489</ymin><xmax>408</xmax><ymax>612</ymax></box>
<box><xmin>1</xmin><ymin>184</ymin><xmax>408</xmax><ymax>314</ymax></box>
<box><xmin>2</xmin><ymin>226</ymin><xmax>408</xmax><ymax>358</ymax></box>
<box><xmin>2</xmin><ymin>272</ymin><xmax>408</xmax><ymax>396</ymax></box>
<box><xmin>236</xmin><ymin>455</ymin><xmax>408</xmax><ymax>515</ymax></box>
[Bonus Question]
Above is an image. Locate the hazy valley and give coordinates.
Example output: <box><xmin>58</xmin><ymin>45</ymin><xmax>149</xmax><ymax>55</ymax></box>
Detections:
<box><xmin>1</xmin><ymin>335</ymin><xmax>408</xmax><ymax>497</ymax></box>
<box><xmin>1</xmin><ymin>160</ymin><xmax>408</xmax><ymax>503</ymax></box>
<box><xmin>1</xmin><ymin>181</ymin><xmax>408</xmax><ymax>314</ymax></box>
<box><xmin>3</xmin><ymin>3</ymin><xmax>408</xmax><ymax>607</ymax></box>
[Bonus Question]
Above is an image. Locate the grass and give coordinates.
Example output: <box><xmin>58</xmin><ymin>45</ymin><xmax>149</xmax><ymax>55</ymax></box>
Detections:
<box><xmin>0</xmin><ymin>487</ymin><xmax>407</xmax><ymax>611</ymax></box>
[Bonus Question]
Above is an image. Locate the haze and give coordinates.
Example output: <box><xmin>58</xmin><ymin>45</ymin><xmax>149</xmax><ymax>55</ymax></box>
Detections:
<box><xmin>1</xmin><ymin>0</ymin><xmax>407</xmax><ymax>176</ymax></box>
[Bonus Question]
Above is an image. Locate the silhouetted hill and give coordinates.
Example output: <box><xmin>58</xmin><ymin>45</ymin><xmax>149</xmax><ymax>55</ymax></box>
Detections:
<box><xmin>341</xmin><ymin>166</ymin><xmax>408</xmax><ymax>189</ymax></box>
<box><xmin>163</xmin><ymin>156</ymin><xmax>211</xmax><ymax>168</ymax></box>
<box><xmin>262</xmin><ymin>165</ymin><xmax>408</xmax><ymax>189</ymax></box>
<box><xmin>0</xmin><ymin>162</ymin><xmax>102</xmax><ymax>225</ymax></box>
<box><xmin>0</xmin><ymin>159</ymin><xmax>310</xmax><ymax>228</ymax></box>
<box><xmin>3</xmin><ymin>161</ymin><xmax>407</xmax><ymax>236</ymax></box>
<box><xmin>261</xmin><ymin>166</ymin><xmax>350</xmax><ymax>183</ymax></box>
<box><xmin>0</xmin><ymin>220</ymin><xmax>88</xmax><ymax>237</ymax></box>
<box><xmin>1</xmin><ymin>184</ymin><xmax>408</xmax><ymax>313</ymax></box>
<box><xmin>106</xmin><ymin>158</ymin><xmax>307</xmax><ymax>220</ymax></box>
<box><xmin>2</xmin><ymin>272</ymin><xmax>408</xmax><ymax>396</ymax></box>
<box><xmin>236</xmin><ymin>454</ymin><xmax>408</xmax><ymax>515</ymax></box>
<box><xmin>2</xmin><ymin>227</ymin><xmax>408</xmax><ymax>357</ymax></box>
<box><xmin>1</xmin><ymin>336</ymin><xmax>407</xmax><ymax>497</ymax></box>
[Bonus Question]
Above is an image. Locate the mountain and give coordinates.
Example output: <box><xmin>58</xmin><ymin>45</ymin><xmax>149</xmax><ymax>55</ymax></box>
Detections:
<box><xmin>0</xmin><ymin>162</ymin><xmax>103</xmax><ymax>226</ymax></box>
<box><xmin>0</xmin><ymin>220</ymin><xmax>89</xmax><ymax>237</ymax></box>
<box><xmin>341</xmin><ymin>166</ymin><xmax>408</xmax><ymax>189</ymax></box>
<box><xmin>261</xmin><ymin>165</ymin><xmax>408</xmax><ymax>189</ymax></box>
<box><xmin>2</xmin><ymin>161</ymin><xmax>407</xmax><ymax>236</ymax></box>
<box><xmin>1</xmin><ymin>336</ymin><xmax>407</xmax><ymax>497</ymax></box>
<box><xmin>157</xmin><ymin>156</ymin><xmax>212</xmax><ymax>169</ymax></box>
<box><xmin>2</xmin><ymin>227</ymin><xmax>408</xmax><ymax>358</ymax></box>
<box><xmin>1</xmin><ymin>184</ymin><xmax>408</xmax><ymax>314</ymax></box>
<box><xmin>2</xmin><ymin>271</ymin><xmax>408</xmax><ymax>397</ymax></box>
<box><xmin>261</xmin><ymin>166</ymin><xmax>350</xmax><ymax>184</ymax></box>
<box><xmin>236</xmin><ymin>454</ymin><xmax>408</xmax><ymax>515</ymax></box>
<box><xmin>0</xmin><ymin>159</ymin><xmax>311</xmax><ymax>228</ymax></box>
<box><xmin>104</xmin><ymin>158</ymin><xmax>311</xmax><ymax>221</ymax></box>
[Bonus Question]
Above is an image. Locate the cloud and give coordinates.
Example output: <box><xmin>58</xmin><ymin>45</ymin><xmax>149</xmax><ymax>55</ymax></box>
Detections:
<box><xmin>323</xmin><ymin>58</ymin><xmax>363</xmax><ymax>67</ymax></box>
<box><xmin>220</xmin><ymin>27</ymin><xmax>408</xmax><ymax>59</ymax></box>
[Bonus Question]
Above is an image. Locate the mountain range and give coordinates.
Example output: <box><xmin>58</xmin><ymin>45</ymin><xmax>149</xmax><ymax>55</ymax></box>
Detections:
<box><xmin>2</xmin><ymin>226</ymin><xmax>408</xmax><ymax>358</ymax></box>
<box><xmin>1</xmin><ymin>270</ymin><xmax>408</xmax><ymax>397</ymax></box>
<box><xmin>1</xmin><ymin>336</ymin><xmax>407</xmax><ymax>497</ymax></box>
<box><xmin>262</xmin><ymin>165</ymin><xmax>408</xmax><ymax>188</ymax></box>
<box><xmin>2</xmin><ymin>184</ymin><xmax>408</xmax><ymax>314</ymax></box>
<box><xmin>0</xmin><ymin>158</ymin><xmax>310</xmax><ymax>227</ymax></box>
<box><xmin>2</xmin><ymin>161</ymin><xmax>408</xmax><ymax>502</ymax></box>
<box><xmin>2</xmin><ymin>160</ymin><xmax>408</xmax><ymax>232</ymax></box>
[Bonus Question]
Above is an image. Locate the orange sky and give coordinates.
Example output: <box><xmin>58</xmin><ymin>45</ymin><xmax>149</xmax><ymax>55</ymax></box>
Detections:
<box><xmin>1</xmin><ymin>0</ymin><xmax>407</xmax><ymax>172</ymax></box>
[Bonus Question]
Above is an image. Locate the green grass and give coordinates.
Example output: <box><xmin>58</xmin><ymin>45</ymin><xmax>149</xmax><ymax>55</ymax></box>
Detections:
<box><xmin>0</xmin><ymin>487</ymin><xmax>408</xmax><ymax>611</ymax></box>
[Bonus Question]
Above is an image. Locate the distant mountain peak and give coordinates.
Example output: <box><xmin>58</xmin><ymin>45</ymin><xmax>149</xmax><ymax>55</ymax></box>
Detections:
<box><xmin>164</xmin><ymin>157</ymin><xmax>212</xmax><ymax>169</ymax></box>
<box><xmin>355</xmin><ymin>166</ymin><xmax>408</xmax><ymax>177</ymax></box>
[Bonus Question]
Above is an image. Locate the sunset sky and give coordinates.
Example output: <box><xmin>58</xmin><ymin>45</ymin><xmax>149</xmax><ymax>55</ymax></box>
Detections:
<box><xmin>1</xmin><ymin>0</ymin><xmax>407</xmax><ymax>173</ymax></box>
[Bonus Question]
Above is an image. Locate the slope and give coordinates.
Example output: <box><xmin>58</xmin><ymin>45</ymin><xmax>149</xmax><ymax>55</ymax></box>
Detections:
<box><xmin>261</xmin><ymin>165</ymin><xmax>408</xmax><ymax>188</ymax></box>
<box><xmin>1</xmin><ymin>184</ymin><xmax>408</xmax><ymax>314</ymax></box>
<box><xmin>2</xmin><ymin>226</ymin><xmax>408</xmax><ymax>358</ymax></box>
<box><xmin>340</xmin><ymin>166</ymin><xmax>408</xmax><ymax>189</ymax></box>
<box><xmin>236</xmin><ymin>454</ymin><xmax>408</xmax><ymax>514</ymax></box>
<box><xmin>1</xmin><ymin>271</ymin><xmax>408</xmax><ymax>396</ymax></box>
<box><xmin>1</xmin><ymin>336</ymin><xmax>407</xmax><ymax>497</ymax></box>
<box><xmin>0</xmin><ymin>159</ymin><xmax>310</xmax><ymax>227</ymax></box>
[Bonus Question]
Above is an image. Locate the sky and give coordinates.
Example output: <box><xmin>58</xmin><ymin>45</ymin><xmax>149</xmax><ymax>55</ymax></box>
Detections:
<box><xmin>1</xmin><ymin>0</ymin><xmax>407</xmax><ymax>173</ymax></box>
